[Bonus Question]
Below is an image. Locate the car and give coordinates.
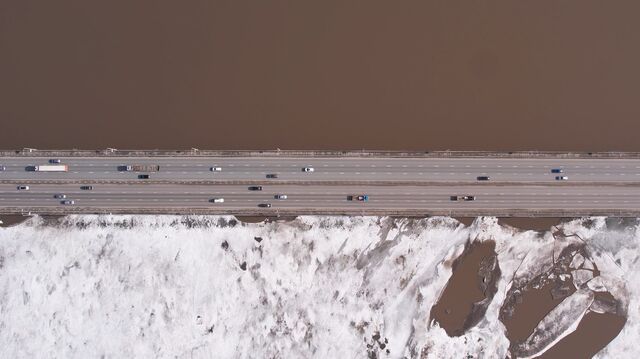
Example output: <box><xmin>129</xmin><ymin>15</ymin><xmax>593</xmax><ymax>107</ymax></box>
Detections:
<box><xmin>266</xmin><ymin>174</ymin><xmax>279</xmax><ymax>179</ymax></box>
<box><xmin>210</xmin><ymin>198</ymin><xmax>225</xmax><ymax>203</ymax></box>
<box><xmin>17</xmin><ymin>185</ymin><xmax>29</xmax><ymax>190</ymax></box>
<box><xmin>302</xmin><ymin>167</ymin><xmax>315</xmax><ymax>172</ymax></box>
<box><xmin>348</xmin><ymin>195</ymin><xmax>369</xmax><ymax>202</ymax></box>
<box><xmin>248</xmin><ymin>186</ymin><xmax>263</xmax><ymax>191</ymax></box>
<box><xmin>551</xmin><ymin>168</ymin><xmax>564</xmax><ymax>173</ymax></box>
<box><xmin>54</xmin><ymin>194</ymin><xmax>67</xmax><ymax>199</ymax></box>
<box><xmin>61</xmin><ymin>200</ymin><xmax>75</xmax><ymax>205</ymax></box>
<box><xmin>477</xmin><ymin>176</ymin><xmax>490</xmax><ymax>181</ymax></box>
<box><xmin>0</xmin><ymin>165</ymin><xmax>6</xmax><ymax>171</ymax></box>
<box><xmin>138</xmin><ymin>174</ymin><xmax>150</xmax><ymax>179</ymax></box>
<box><xmin>450</xmin><ymin>195</ymin><xmax>475</xmax><ymax>201</ymax></box>
<box><xmin>555</xmin><ymin>176</ymin><xmax>568</xmax><ymax>180</ymax></box>
<box><xmin>274</xmin><ymin>194</ymin><xmax>288</xmax><ymax>200</ymax></box>
<box><xmin>80</xmin><ymin>186</ymin><xmax>93</xmax><ymax>190</ymax></box>
<box><xmin>210</xmin><ymin>166</ymin><xmax>222</xmax><ymax>172</ymax></box>
<box><xmin>49</xmin><ymin>159</ymin><xmax>61</xmax><ymax>164</ymax></box>
<box><xmin>258</xmin><ymin>203</ymin><xmax>272</xmax><ymax>208</ymax></box>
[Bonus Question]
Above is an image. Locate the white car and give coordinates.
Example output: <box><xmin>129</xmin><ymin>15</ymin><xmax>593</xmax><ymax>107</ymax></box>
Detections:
<box><xmin>17</xmin><ymin>185</ymin><xmax>29</xmax><ymax>190</ymax></box>
<box><xmin>555</xmin><ymin>176</ymin><xmax>568</xmax><ymax>181</ymax></box>
<box><xmin>302</xmin><ymin>167</ymin><xmax>314</xmax><ymax>172</ymax></box>
<box><xmin>61</xmin><ymin>200</ymin><xmax>75</xmax><ymax>205</ymax></box>
<box><xmin>275</xmin><ymin>194</ymin><xmax>288</xmax><ymax>200</ymax></box>
<box><xmin>210</xmin><ymin>166</ymin><xmax>222</xmax><ymax>172</ymax></box>
<box><xmin>210</xmin><ymin>198</ymin><xmax>225</xmax><ymax>203</ymax></box>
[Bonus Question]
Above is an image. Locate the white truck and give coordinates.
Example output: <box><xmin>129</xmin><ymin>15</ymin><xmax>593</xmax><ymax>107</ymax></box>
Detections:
<box><xmin>34</xmin><ymin>165</ymin><xmax>68</xmax><ymax>172</ymax></box>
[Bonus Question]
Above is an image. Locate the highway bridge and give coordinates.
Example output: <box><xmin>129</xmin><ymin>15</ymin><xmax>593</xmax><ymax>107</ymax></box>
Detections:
<box><xmin>2</xmin><ymin>152</ymin><xmax>640</xmax><ymax>217</ymax></box>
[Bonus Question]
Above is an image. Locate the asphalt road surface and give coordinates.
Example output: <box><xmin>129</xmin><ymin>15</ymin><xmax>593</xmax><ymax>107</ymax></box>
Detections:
<box><xmin>2</xmin><ymin>156</ymin><xmax>640</xmax><ymax>215</ymax></box>
<box><xmin>2</xmin><ymin>156</ymin><xmax>640</xmax><ymax>182</ymax></box>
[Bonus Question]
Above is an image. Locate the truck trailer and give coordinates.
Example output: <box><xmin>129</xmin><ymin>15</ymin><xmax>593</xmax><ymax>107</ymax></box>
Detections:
<box><xmin>120</xmin><ymin>165</ymin><xmax>160</xmax><ymax>172</ymax></box>
<box><xmin>34</xmin><ymin>165</ymin><xmax>68</xmax><ymax>172</ymax></box>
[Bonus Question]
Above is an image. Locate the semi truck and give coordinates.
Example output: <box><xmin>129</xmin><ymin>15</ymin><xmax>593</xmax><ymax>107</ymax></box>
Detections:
<box><xmin>34</xmin><ymin>165</ymin><xmax>68</xmax><ymax>172</ymax></box>
<box><xmin>120</xmin><ymin>165</ymin><xmax>160</xmax><ymax>172</ymax></box>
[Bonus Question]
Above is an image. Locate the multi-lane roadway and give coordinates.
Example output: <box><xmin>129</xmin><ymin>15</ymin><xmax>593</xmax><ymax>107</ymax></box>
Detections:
<box><xmin>2</xmin><ymin>156</ymin><xmax>640</xmax><ymax>216</ymax></box>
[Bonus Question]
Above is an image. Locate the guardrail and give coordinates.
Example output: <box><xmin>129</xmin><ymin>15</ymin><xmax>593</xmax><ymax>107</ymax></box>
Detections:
<box><xmin>0</xmin><ymin>207</ymin><xmax>638</xmax><ymax>217</ymax></box>
<box><xmin>2</xmin><ymin>149</ymin><xmax>640</xmax><ymax>159</ymax></box>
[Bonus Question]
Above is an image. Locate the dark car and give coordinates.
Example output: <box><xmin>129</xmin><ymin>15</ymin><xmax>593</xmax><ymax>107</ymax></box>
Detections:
<box><xmin>0</xmin><ymin>165</ymin><xmax>6</xmax><ymax>171</ymax></box>
<box><xmin>138</xmin><ymin>174</ymin><xmax>150</xmax><ymax>179</ymax></box>
<box><xmin>258</xmin><ymin>203</ymin><xmax>272</xmax><ymax>208</ymax></box>
<box><xmin>266</xmin><ymin>174</ymin><xmax>278</xmax><ymax>179</ymax></box>
<box><xmin>49</xmin><ymin>159</ymin><xmax>61</xmax><ymax>164</ymax></box>
<box><xmin>54</xmin><ymin>194</ymin><xmax>67</xmax><ymax>199</ymax></box>
<box><xmin>551</xmin><ymin>168</ymin><xmax>563</xmax><ymax>173</ymax></box>
<box><xmin>477</xmin><ymin>176</ymin><xmax>490</xmax><ymax>181</ymax></box>
<box><xmin>450</xmin><ymin>195</ymin><xmax>475</xmax><ymax>201</ymax></box>
<box><xmin>347</xmin><ymin>195</ymin><xmax>369</xmax><ymax>202</ymax></box>
<box><xmin>248</xmin><ymin>186</ymin><xmax>263</xmax><ymax>191</ymax></box>
<box><xmin>80</xmin><ymin>185</ymin><xmax>93</xmax><ymax>190</ymax></box>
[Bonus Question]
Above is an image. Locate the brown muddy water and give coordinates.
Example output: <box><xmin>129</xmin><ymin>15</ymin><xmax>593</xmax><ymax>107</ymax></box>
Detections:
<box><xmin>535</xmin><ymin>312</ymin><xmax>626</xmax><ymax>359</ymax></box>
<box><xmin>430</xmin><ymin>239</ymin><xmax>500</xmax><ymax>336</ymax></box>
<box><xmin>498</xmin><ymin>218</ymin><xmax>565</xmax><ymax>232</ymax></box>
<box><xmin>1</xmin><ymin>2</ymin><xmax>640</xmax><ymax>151</ymax></box>
<box><xmin>0</xmin><ymin>215</ymin><xmax>30</xmax><ymax>227</ymax></box>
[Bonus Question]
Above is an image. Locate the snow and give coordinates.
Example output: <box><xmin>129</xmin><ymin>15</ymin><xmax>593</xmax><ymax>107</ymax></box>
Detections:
<box><xmin>0</xmin><ymin>215</ymin><xmax>638</xmax><ymax>358</ymax></box>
